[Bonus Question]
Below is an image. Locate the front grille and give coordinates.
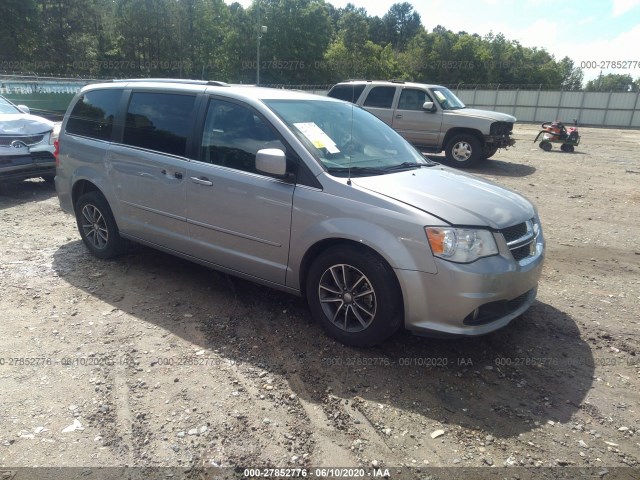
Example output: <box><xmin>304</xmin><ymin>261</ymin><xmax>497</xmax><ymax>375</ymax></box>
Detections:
<box><xmin>499</xmin><ymin>219</ymin><xmax>538</xmax><ymax>262</ymax></box>
<box><xmin>463</xmin><ymin>289</ymin><xmax>534</xmax><ymax>326</ymax></box>
<box><xmin>511</xmin><ymin>244</ymin><xmax>532</xmax><ymax>261</ymax></box>
<box><xmin>0</xmin><ymin>135</ymin><xmax>45</xmax><ymax>146</ymax></box>
<box><xmin>30</xmin><ymin>151</ymin><xmax>55</xmax><ymax>161</ymax></box>
<box><xmin>501</xmin><ymin>222</ymin><xmax>528</xmax><ymax>243</ymax></box>
<box><xmin>490</xmin><ymin>122</ymin><xmax>513</xmax><ymax>136</ymax></box>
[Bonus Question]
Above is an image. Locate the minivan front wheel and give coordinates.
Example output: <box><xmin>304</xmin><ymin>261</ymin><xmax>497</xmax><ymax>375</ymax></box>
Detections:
<box><xmin>445</xmin><ymin>134</ymin><xmax>482</xmax><ymax>168</ymax></box>
<box><xmin>75</xmin><ymin>191</ymin><xmax>127</xmax><ymax>259</ymax></box>
<box><xmin>306</xmin><ymin>246</ymin><xmax>402</xmax><ymax>347</ymax></box>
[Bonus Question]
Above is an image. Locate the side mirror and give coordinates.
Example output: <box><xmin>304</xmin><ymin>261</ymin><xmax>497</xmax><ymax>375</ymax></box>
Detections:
<box><xmin>422</xmin><ymin>101</ymin><xmax>435</xmax><ymax>112</ymax></box>
<box><xmin>256</xmin><ymin>148</ymin><xmax>287</xmax><ymax>177</ymax></box>
<box><xmin>18</xmin><ymin>105</ymin><xmax>30</xmax><ymax>114</ymax></box>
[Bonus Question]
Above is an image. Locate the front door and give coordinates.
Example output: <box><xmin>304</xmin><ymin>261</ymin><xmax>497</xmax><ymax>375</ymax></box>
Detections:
<box><xmin>392</xmin><ymin>88</ymin><xmax>442</xmax><ymax>147</ymax></box>
<box><xmin>186</xmin><ymin>97</ymin><xmax>294</xmax><ymax>284</ymax></box>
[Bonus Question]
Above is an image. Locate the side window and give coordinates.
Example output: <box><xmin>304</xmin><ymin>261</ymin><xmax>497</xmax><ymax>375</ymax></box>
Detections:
<box><xmin>398</xmin><ymin>89</ymin><xmax>431</xmax><ymax>111</ymax></box>
<box><xmin>363</xmin><ymin>86</ymin><xmax>396</xmax><ymax>109</ymax></box>
<box><xmin>200</xmin><ymin>98</ymin><xmax>284</xmax><ymax>174</ymax></box>
<box><xmin>66</xmin><ymin>89</ymin><xmax>121</xmax><ymax>140</ymax></box>
<box><xmin>123</xmin><ymin>92</ymin><xmax>196</xmax><ymax>157</ymax></box>
<box><xmin>327</xmin><ymin>84</ymin><xmax>366</xmax><ymax>104</ymax></box>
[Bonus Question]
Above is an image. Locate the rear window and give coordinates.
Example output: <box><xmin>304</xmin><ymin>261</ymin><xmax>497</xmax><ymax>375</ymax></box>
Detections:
<box><xmin>66</xmin><ymin>89</ymin><xmax>121</xmax><ymax>141</ymax></box>
<box><xmin>327</xmin><ymin>84</ymin><xmax>366</xmax><ymax>104</ymax></box>
<box><xmin>123</xmin><ymin>92</ymin><xmax>197</xmax><ymax>157</ymax></box>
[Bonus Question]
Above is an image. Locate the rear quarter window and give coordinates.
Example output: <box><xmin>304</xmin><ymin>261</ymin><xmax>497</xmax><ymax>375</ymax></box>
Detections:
<box><xmin>327</xmin><ymin>84</ymin><xmax>366</xmax><ymax>104</ymax></box>
<box><xmin>123</xmin><ymin>92</ymin><xmax>197</xmax><ymax>157</ymax></box>
<box><xmin>66</xmin><ymin>89</ymin><xmax>122</xmax><ymax>141</ymax></box>
<box><xmin>363</xmin><ymin>86</ymin><xmax>396</xmax><ymax>109</ymax></box>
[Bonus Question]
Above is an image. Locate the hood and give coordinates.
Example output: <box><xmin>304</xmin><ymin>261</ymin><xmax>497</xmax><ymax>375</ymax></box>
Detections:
<box><xmin>352</xmin><ymin>166</ymin><xmax>534</xmax><ymax>229</ymax></box>
<box><xmin>0</xmin><ymin>113</ymin><xmax>54</xmax><ymax>135</ymax></box>
<box><xmin>448</xmin><ymin>108</ymin><xmax>516</xmax><ymax>123</ymax></box>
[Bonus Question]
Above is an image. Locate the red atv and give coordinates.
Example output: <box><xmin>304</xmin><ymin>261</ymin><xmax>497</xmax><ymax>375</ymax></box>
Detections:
<box><xmin>534</xmin><ymin>118</ymin><xmax>580</xmax><ymax>152</ymax></box>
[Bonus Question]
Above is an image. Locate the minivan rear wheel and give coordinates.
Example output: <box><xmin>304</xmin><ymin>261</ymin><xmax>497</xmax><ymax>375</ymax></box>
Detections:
<box><xmin>445</xmin><ymin>134</ymin><xmax>482</xmax><ymax>168</ymax></box>
<box><xmin>75</xmin><ymin>191</ymin><xmax>128</xmax><ymax>259</ymax></box>
<box><xmin>306</xmin><ymin>246</ymin><xmax>402</xmax><ymax>347</ymax></box>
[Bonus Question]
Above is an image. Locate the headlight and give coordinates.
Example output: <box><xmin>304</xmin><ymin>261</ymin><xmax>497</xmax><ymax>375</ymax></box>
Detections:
<box><xmin>49</xmin><ymin>123</ymin><xmax>62</xmax><ymax>144</ymax></box>
<box><xmin>425</xmin><ymin>227</ymin><xmax>498</xmax><ymax>263</ymax></box>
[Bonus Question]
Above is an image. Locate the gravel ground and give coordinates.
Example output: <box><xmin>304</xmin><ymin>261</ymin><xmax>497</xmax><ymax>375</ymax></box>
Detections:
<box><xmin>1</xmin><ymin>124</ymin><xmax>639</xmax><ymax>480</ymax></box>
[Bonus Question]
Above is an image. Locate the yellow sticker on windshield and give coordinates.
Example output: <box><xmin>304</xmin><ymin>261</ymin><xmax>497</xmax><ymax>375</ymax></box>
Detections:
<box><xmin>294</xmin><ymin>122</ymin><xmax>340</xmax><ymax>154</ymax></box>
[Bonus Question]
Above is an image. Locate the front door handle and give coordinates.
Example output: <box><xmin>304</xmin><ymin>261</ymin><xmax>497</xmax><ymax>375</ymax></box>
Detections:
<box><xmin>190</xmin><ymin>176</ymin><xmax>213</xmax><ymax>186</ymax></box>
<box><xmin>394</xmin><ymin>114</ymin><xmax>403</xmax><ymax>119</ymax></box>
<box><xmin>174</xmin><ymin>172</ymin><xmax>183</xmax><ymax>179</ymax></box>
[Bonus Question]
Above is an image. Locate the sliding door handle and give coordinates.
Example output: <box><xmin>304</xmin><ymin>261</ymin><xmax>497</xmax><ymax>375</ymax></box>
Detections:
<box><xmin>190</xmin><ymin>176</ymin><xmax>213</xmax><ymax>186</ymax></box>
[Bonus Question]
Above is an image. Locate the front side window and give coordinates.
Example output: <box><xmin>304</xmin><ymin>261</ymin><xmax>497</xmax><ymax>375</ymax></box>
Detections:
<box><xmin>363</xmin><ymin>86</ymin><xmax>396</xmax><ymax>109</ymax></box>
<box><xmin>199</xmin><ymin>98</ymin><xmax>284</xmax><ymax>174</ymax></box>
<box><xmin>123</xmin><ymin>92</ymin><xmax>196</xmax><ymax>156</ymax></box>
<box><xmin>66</xmin><ymin>89</ymin><xmax>121</xmax><ymax>140</ymax></box>
<box><xmin>398</xmin><ymin>89</ymin><xmax>432</xmax><ymax>111</ymax></box>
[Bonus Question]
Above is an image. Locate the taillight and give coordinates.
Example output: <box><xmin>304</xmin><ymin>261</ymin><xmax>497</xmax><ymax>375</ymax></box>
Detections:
<box><xmin>54</xmin><ymin>139</ymin><xmax>60</xmax><ymax>166</ymax></box>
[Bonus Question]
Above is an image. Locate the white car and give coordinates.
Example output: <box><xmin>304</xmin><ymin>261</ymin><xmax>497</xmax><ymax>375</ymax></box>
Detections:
<box><xmin>0</xmin><ymin>95</ymin><xmax>58</xmax><ymax>183</ymax></box>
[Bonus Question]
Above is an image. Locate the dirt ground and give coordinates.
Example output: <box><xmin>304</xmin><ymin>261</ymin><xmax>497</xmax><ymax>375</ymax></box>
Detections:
<box><xmin>1</xmin><ymin>124</ymin><xmax>639</xmax><ymax>480</ymax></box>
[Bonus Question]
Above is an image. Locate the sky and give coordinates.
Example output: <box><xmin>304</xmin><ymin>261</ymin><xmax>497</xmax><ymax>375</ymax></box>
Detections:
<box><xmin>225</xmin><ymin>0</ymin><xmax>640</xmax><ymax>83</ymax></box>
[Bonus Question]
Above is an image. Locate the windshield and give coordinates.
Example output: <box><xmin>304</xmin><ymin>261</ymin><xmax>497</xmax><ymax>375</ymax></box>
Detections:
<box><xmin>264</xmin><ymin>99</ymin><xmax>434</xmax><ymax>176</ymax></box>
<box><xmin>431</xmin><ymin>88</ymin><xmax>466</xmax><ymax>110</ymax></box>
<box><xmin>0</xmin><ymin>96</ymin><xmax>22</xmax><ymax>115</ymax></box>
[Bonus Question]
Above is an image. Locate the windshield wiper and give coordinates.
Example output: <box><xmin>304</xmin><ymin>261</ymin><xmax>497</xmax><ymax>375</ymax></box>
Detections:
<box><xmin>382</xmin><ymin>162</ymin><xmax>437</xmax><ymax>172</ymax></box>
<box><xmin>326</xmin><ymin>166</ymin><xmax>388</xmax><ymax>176</ymax></box>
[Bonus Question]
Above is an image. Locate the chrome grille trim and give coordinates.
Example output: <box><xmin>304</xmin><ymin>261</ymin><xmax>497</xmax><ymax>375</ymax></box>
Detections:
<box><xmin>0</xmin><ymin>134</ymin><xmax>46</xmax><ymax>146</ymax></box>
<box><xmin>500</xmin><ymin>218</ymin><xmax>539</xmax><ymax>262</ymax></box>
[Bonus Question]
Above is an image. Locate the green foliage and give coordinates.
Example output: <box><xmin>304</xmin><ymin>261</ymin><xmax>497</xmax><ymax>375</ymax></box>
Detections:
<box><xmin>0</xmin><ymin>0</ymin><xmax>589</xmax><ymax>88</ymax></box>
<box><xmin>585</xmin><ymin>73</ymin><xmax>638</xmax><ymax>92</ymax></box>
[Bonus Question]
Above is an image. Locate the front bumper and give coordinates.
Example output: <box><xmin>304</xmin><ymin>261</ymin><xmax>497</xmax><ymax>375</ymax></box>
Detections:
<box><xmin>396</xmin><ymin>233</ymin><xmax>544</xmax><ymax>336</ymax></box>
<box><xmin>485</xmin><ymin>135</ymin><xmax>516</xmax><ymax>149</ymax></box>
<box><xmin>0</xmin><ymin>149</ymin><xmax>56</xmax><ymax>181</ymax></box>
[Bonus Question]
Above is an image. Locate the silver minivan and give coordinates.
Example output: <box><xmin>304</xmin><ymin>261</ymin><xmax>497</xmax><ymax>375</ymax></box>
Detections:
<box><xmin>56</xmin><ymin>79</ymin><xmax>544</xmax><ymax>346</ymax></box>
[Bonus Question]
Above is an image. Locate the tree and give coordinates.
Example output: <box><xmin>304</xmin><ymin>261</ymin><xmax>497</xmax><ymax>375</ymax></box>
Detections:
<box><xmin>0</xmin><ymin>0</ymin><xmax>39</xmax><ymax>68</ymax></box>
<box><xmin>559</xmin><ymin>57</ymin><xmax>584</xmax><ymax>90</ymax></box>
<box><xmin>383</xmin><ymin>2</ymin><xmax>422</xmax><ymax>50</ymax></box>
<box><xmin>585</xmin><ymin>73</ymin><xmax>636</xmax><ymax>91</ymax></box>
<box><xmin>255</xmin><ymin>0</ymin><xmax>333</xmax><ymax>84</ymax></box>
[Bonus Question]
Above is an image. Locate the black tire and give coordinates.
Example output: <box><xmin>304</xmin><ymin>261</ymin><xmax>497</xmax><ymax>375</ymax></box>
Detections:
<box><xmin>444</xmin><ymin>134</ymin><xmax>482</xmax><ymax>168</ymax></box>
<box><xmin>540</xmin><ymin>141</ymin><xmax>552</xmax><ymax>152</ymax></box>
<box><xmin>306</xmin><ymin>246</ymin><xmax>403</xmax><ymax>347</ymax></box>
<box><xmin>75</xmin><ymin>191</ymin><xmax>128</xmax><ymax>259</ymax></box>
<box><xmin>483</xmin><ymin>146</ymin><xmax>499</xmax><ymax>159</ymax></box>
<box><xmin>561</xmin><ymin>144</ymin><xmax>574</xmax><ymax>153</ymax></box>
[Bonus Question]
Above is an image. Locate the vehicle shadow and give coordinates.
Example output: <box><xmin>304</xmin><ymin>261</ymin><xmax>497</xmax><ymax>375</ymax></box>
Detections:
<box><xmin>537</xmin><ymin>150</ymin><xmax>588</xmax><ymax>156</ymax></box>
<box><xmin>52</xmin><ymin>242</ymin><xmax>593</xmax><ymax>440</ymax></box>
<box><xmin>468</xmin><ymin>159</ymin><xmax>537</xmax><ymax>177</ymax></box>
<box><xmin>0</xmin><ymin>178</ymin><xmax>56</xmax><ymax>210</ymax></box>
<box><xmin>424</xmin><ymin>155</ymin><xmax>537</xmax><ymax>177</ymax></box>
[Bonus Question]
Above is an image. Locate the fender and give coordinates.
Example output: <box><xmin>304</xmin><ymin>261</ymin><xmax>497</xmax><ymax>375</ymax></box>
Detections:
<box><xmin>286</xmin><ymin>186</ymin><xmax>442</xmax><ymax>291</ymax></box>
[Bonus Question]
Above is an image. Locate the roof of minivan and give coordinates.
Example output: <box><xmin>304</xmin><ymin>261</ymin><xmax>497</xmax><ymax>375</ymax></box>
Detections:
<box><xmin>334</xmin><ymin>80</ymin><xmax>444</xmax><ymax>89</ymax></box>
<box><xmin>80</xmin><ymin>80</ymin><xmax>335</xmax><ymax>102</ymax></box>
